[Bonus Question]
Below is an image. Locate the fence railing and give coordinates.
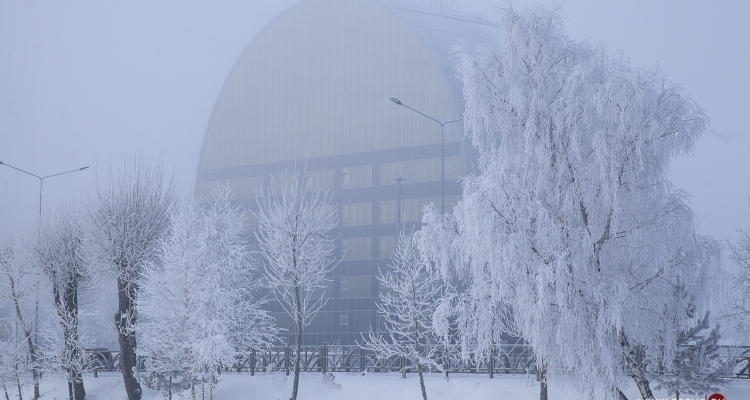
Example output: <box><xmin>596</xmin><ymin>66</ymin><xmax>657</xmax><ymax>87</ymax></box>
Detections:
<box><xmin>83</xmin><ymin>344</ymin><xmax>750</xmax><ymax>380</ymax></box>
<box><xmin>228</xmin><ymin>344</ymin><xmax>537</xmax><ymax>377</ymax></box>
<box><xmin>84</xmin><ymin>344</ymin><xmax>537</xmax><ymax>377</ymax></box>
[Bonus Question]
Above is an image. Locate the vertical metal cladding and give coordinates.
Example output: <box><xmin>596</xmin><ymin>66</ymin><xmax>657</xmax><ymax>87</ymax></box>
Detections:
<box><xmin>196</xmin><ymin>0</ymin><xmax>497</xmax><ymax>345</ymax></box>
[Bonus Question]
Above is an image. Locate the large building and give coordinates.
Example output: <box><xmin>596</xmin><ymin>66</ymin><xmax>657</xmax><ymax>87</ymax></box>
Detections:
<box><xmin>196</xmin><ymin>0</ymin><xmax>497</xmax><ymax>345</ymax></box>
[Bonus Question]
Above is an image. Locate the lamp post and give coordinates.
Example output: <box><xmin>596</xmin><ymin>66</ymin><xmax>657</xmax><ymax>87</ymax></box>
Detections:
<box><xmin>390</xmin><ymin>98</ymin><xmax>462</xmax><ymax>214</ymax></box>
<box><xmin>0</xmin><ymin>160</ymin><xmax>89</xmax><ymax>220</ymax></box>
<box><xmin>0</xmin><ymin>160</ymin><xmax>89</xmax><ymax>354</ymax></box>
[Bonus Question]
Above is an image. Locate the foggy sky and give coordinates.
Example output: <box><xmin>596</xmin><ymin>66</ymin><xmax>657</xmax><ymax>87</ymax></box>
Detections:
<box><xmin>1</xmin><ymin>0</ymin><xmax>748</xmax><ymax>254</ymax></box>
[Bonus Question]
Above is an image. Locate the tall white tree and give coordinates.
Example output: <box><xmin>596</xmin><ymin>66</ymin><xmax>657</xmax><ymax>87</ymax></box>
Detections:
<box><xmin>364</xmin><ymin>233</ymin><xmax>443</xmax><ymax>400</ymax></box>
<box><xmin>139</xmin><ymin>187</ymin><xmax>277</xmax><ymax>400</ymax></box>
<box><xmin>31</xmin><ymin>203</ymin><xmax>88</xmax><ymax>400</ymax></box>
<box><xmin>254</xmin><ymin>173</ymin><xmax>337</xmax><ymax>400</ymax></box>
<box><xmin>0</xmin><ymin>236</ymin><xmax>42</xmax><ymax>400</ymax></box>
<box><xmin>84</xmin><ymin>159</ymin><xmax>178</xmax><ymax>400</ymax></box>
<box><xmin>138</xmin><ymin>200</ymin><xmax>201</xmax><ymax>400</ymax></box>
<box><xmin>419</xmin><ymin>7</ymin><xmax>721</xmax><ymax>400</ymax></box>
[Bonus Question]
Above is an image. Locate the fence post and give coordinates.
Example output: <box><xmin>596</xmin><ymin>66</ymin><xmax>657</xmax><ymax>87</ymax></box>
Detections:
<box><xmin>489</xmin><ymin>347</ymin><xmax>494</xmax><ymax>379</ymax></box>
<box><xmin>250</xmin><ymin>348</ymin><xmax>255</xmax><ymax>376</ymax></box>
<box><xmin>322</xmin><ymin>343</ymin><xmax>327</xmax><ymax>374</ymax></box>
<box><xmin>285</xmin><ymin>346</ymin><xmax>290</xmax><ymax>376</ymax></box>
<box><xmin>360</xmin><ymin>347</ymin><xmax>366</xmax><ymax>375</ymax></box>
<box><xmin>443</xmin><ymin>348</ymin><xmax>450</xmax><ymax>380</ymax></box>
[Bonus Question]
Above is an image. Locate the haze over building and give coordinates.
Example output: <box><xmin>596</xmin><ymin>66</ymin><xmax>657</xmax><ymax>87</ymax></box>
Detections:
<box><xmin>196</xmin><ymin>0</ymin><xmax>497</xmax><ymax>345</ymax></box>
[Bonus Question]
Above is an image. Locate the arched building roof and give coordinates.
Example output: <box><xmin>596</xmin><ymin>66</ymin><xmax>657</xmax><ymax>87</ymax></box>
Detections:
<box><xmin>196</xmin><ymin>0</ymin><xmax>497</xmax><ymax>181</ymax></box>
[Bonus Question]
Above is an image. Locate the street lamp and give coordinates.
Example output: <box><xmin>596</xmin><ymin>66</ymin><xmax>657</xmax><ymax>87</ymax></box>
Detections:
<box><xmin>390</xmin><ymin>98</ymin><xmax>462</xmax><ymax>214</ymax></box>
<box><xmin>0</xmin><ymin>160</ymin><xmax>89</xmax><ymax>219</ymax></box>
<box><xmin>0</xmin><ymin>160</ymin><xmax>89</xmax><ymax>351</ymax></box>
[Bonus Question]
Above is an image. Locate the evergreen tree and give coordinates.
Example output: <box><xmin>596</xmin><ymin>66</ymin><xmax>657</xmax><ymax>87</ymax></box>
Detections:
<box><xmin>653</xmin><ymin>311</ymin><xmax>732</xmax><ymax>400</ymax></box>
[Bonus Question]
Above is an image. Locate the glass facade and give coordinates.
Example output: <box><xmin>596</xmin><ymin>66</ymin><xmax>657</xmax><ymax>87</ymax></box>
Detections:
<box><xmin>196</xmin><ymin>0</ymin><xmax>497</xmax><ymax>345</ymax></box>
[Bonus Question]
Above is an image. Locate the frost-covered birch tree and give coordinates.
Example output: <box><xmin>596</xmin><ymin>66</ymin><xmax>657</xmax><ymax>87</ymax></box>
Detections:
<box><xmin>139</xmin><ymin>187</ymin><xmax>277</xmax><ymax>400</ymax></box>
<box><xmin>255</xmin><ymin>173</ymin><xmax>337</xmax><ymax>400</ymax></box>
<box><xmin>0</xmin><ymin>237</ymin><xmax>42</xmax><ymax>400</ymax></box>
<box><xmin>419</xmin><ymin>7</ymin><xmax>721</xmax><ymax>400</ymax></box>
<box><xmin>364</xmin><ymin>233</ymin><xmax>443</xmax><ymax>400</ymax></box>
<box><xmin>84</xmin><ymin>160</ymin><xmax>178</xmax><ymax>400</ymax></box>
<box><xmin>31</xmin><ymin>204</ymin><xmax>88</xmax><ymax>400</ymax></box>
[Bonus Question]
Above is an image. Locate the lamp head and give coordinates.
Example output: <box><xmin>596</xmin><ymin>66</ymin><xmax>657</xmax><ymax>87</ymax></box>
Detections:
<box><xmin>80</xmin><ymin>166</ymin><xmax>89</xmax><ymax>171</ymax></box>
<box><xmin>390</xmin><ymin>98</ymin><xmax>402</xmax><ymax>106</ymax></box>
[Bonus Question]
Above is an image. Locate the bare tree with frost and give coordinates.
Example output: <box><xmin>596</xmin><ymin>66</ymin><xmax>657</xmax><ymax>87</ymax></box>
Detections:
<box><xmin>0</xmin><ymin>237</ymin><xmax>42</xmax><ymax>400</ymax></box>
<box><xmin>30</xmin><ymin>203</ymin><xmax>88</xmax><ymax>400</ymax></box>
<box><xmin>255</xmin><ymin>173</ymin><xmax>337</xmax><ymax>400</ymax></box>
<box><xmin>84</xmin><ymin>160</ymin><xmax>177</xmax><ymax>400</ymax></box>
<box><xmin>0</xmin><ymin>321</ymin><xmax>29</xmax><ymax>400</ymax></box>
<box><xmin>139</xmin><ymin>187</ymin><xmax>277</xmax><ymax>400</ymax></box>
<box><xmin>418</xmin><ymin>6</ymin><xmax>721</xmax><ymax>400</ymax></box>
<box><xmin>364</xmin><ymin>233</ymin><xmax>443</xmax><ymax>400</ymax></box>
<box><xmin>728</xmin><ymin>200</ymin><xmax>750</xmax><ymax>330</ymax></box>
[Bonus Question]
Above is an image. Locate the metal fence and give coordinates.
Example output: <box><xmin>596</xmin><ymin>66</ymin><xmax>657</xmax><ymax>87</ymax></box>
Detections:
<box><xmin>83</xmin><ymin>344</ymin><xmax>750</xmax><ymax>380</ymax></box>
<box><xmin>84</xmin><ymin>344</ymin><xmax>537</xmax><ymax>377</ymax></box>
<box><xmin>228</xmin><ymin>344</ymin><xmax>537</xmax><ymax>377</ymax></box>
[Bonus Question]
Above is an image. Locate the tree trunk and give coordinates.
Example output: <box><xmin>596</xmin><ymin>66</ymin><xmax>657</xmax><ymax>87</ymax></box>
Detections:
<box><xmin>24</xmin><ymin>331</ymin><xmax>40</xmax><ymax>400</ymax></box>
<box><xmin>14</xmin><ymin>369</ymin><xmax>22</xmax><ymax>400</ymax></box>
<box><xmin>618</xmin><ymin>330</ymin><xmax>654</xmax><ymax>400</ymax></box>
<box><xmin>418</xmin><ymin>363</ymin><xmax>428</xmax><ymax>400</ymax></box>
<box><xmin>57</xmin><ymin>280</ymin><xmax>85</xmax><ymax>400</ymax></box>
<box><xmin>116</xmin><ymin>276</ymin><xmax>142</xmax><ymax>400</ymax></box>
<box><xmin>538</xmin><ymin>363</ymin><xmax>548</xmax><ymax>400</ymax></box>
<box><xmin>10</xmin><ymin>282</ymin><xmax>39</xmax><ymax>400</ymax></box>
<box><xmin>290</xmin><ymin>284</ymin><xmax>303</xmax><ymax>400</ymax></box>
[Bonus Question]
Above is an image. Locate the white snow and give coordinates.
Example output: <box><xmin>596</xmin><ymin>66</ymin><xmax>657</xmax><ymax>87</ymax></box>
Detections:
<box><xmin>14</xmin><ymin>371</ymin><xmax>750</xmax><ymax>400</ymax></box>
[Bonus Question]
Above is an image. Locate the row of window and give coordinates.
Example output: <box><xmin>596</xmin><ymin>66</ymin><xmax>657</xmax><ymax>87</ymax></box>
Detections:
<box><xmin>197</xmin><ymin>155</ymin><xmax>463</xmax><ymax>201</ymax></box>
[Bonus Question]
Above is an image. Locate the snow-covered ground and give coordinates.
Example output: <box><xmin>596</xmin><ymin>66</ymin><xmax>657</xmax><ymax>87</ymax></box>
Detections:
<box><xmin>12</xmin><ymin>371</ymin><xmax>750</xmax><ymax>400</ymax></box>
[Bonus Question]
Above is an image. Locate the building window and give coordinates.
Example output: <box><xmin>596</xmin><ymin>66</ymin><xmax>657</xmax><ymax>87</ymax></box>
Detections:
<box><xmin>341</xmin><ymin>239</ymin><xmax>350</xmax><ymax>260</ymax></box>
<box><xmin>340</xmin><ymin>315</ymin><xmax>348</xmax><ymax>326</ymax></box>
<box><xmin>380</xmin><ymin>202</ymin><xmax>389</xmax><ymax>223</ymax></box>
<box><xmin>379</xmin><ymin>237</ymin><xmax>388</xmax><ymax>258</ymax></box>
<box><xmin>341</xmin><ymin>280</ymin><xmax>349</xmax><ymax>291</ymax></box>
<box><xmin>341</xmin><ymin>205</ymin><xmax>350</xmax><ymax>226</ymax></box>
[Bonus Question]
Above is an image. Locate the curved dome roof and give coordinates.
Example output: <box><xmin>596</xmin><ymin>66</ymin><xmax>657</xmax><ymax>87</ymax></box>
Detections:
<box><xmin>196</xmin><ymin>0</ymin><xmax>497</xmax><ymax>188</ymax></box>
